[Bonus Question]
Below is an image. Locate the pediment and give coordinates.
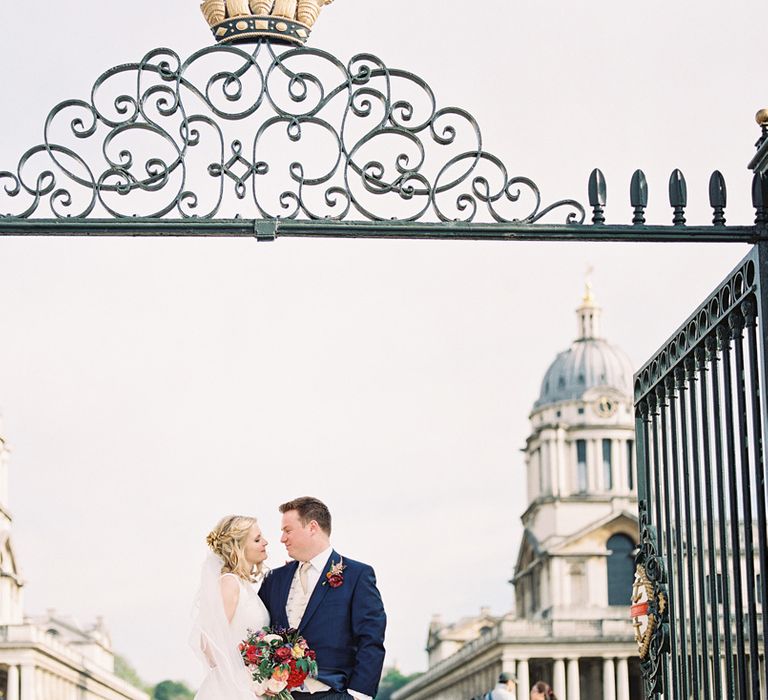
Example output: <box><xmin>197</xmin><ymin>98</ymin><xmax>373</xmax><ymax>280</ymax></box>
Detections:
<box><xmin>551</xmin><ymin>510</ymin><xmax>638</xmax><ymax>555</ymax></box>
<box><xmin>513</xmin><ymin>528</ymin><xmax>544</xmax><ymax>577</ymax></box>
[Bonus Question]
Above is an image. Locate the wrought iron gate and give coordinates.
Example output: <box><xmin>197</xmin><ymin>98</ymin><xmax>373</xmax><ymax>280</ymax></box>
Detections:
<box><xmin>634</xmin><ymin>245</ymin><xmax>768</xmax><ymax>699</ymax></box>
<box><xmin>1</xmin><ymin>19</ymin><xmax>768</xmax><ymax>700</ymax></box>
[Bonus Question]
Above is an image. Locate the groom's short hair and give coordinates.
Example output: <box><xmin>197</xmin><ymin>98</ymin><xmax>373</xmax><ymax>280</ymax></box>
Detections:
<box><xmin>279</xmin><ymin>496</ymin><xmax>332</xmax><ymax>535</ymax></box>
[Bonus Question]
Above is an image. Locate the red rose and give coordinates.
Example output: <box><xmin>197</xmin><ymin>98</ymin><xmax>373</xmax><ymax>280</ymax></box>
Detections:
<box><xmin>275</xmin><ymin>646</ymin><xmax>293</xmax><ymax>661</ymax></box>
<box><xmin>305</xmin><ymin>649</ymin><xmax>316</xmax><ymax>660</ymax></box>
<box><xmin>245</xmin><ymin>646</ymin><xmax>259</xmax><ymax>663</ymax></box>
<box><xmin>286</xmin><ymin>661</ymin><xmax>309</xmax><ymax>690</ymax></box>
<box><xmin>328</xmin><ymin>574</ymin><xmax>343</xmax><ymax>588</ymax></box>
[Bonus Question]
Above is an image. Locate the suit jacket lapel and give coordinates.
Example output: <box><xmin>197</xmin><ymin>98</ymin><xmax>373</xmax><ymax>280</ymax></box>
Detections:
<box><xmin>298</xmin><ymin>550</ymin><xmax>337</xmax><ymax>632</ymax></box>
<box><xmin>280</xmin><ymin>561</ymin><xmax>299</xmax><ymax>627</ymax></box>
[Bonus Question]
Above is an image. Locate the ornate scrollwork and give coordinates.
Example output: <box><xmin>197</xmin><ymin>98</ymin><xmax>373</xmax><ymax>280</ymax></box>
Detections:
<box><xmin>634</xmin><ymin>251</ymin><xmax>757</xmax><ymax>402</ymax></box>
<box><xmin>0</xmin><ymin>41</ymin><xmax>585</xmax><ymax>224</ymax></box>
<box><xmin>634</xmin><ymin>504</ymin><xmax>669</xmax><ymax>699</ymax></box>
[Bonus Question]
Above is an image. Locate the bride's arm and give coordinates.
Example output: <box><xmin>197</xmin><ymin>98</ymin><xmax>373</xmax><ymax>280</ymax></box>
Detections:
<box><xmin>220</xmin><ymin>574</ymin><xmax>240</xmax><ymax>623</ymax></box>
<box><xmin>201</xmin><ymin>637</ymin><xmax>217</xmax><ymax>668</ymax></box>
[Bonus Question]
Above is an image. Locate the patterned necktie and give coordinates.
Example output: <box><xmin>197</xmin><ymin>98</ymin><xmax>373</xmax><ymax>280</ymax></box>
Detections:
<box><xmin>299</xmin><ymin>561</ymin><xmax>312</xmax><ymax>596</ymax></box>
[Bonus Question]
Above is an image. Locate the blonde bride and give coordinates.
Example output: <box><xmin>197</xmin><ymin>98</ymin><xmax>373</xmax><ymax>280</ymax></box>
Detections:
<box><xmin>191</xmin><ymin>516</ymin><xmax>271</xmax><ymax>699</ymax></box>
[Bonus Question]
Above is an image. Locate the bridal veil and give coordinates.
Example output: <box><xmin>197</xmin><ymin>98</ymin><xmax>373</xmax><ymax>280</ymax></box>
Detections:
<box><xmin>190</xmin><ymin>552</ymin><xmax>256</xmax><ymax>699</ymax></box>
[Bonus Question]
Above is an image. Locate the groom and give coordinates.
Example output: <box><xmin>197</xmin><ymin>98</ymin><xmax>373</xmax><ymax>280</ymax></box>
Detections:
<box><xmin>259</xmin><ymin>496</ymin><xmax>387</xmax><ymax>700</ymax></box>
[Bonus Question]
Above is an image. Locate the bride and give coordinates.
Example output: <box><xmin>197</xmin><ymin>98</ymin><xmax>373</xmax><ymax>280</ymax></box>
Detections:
<box><xmin>191</xmin><ymin>515</ymin><xmax>271</xmax><ymax>699</ymax></box>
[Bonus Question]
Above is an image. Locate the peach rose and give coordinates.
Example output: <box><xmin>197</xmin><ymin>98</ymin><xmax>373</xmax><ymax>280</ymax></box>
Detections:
<box><xmin>272</xmin><ymin>666</ymin><xmax>290</xmax><ymax>682</ymax></box>
<box><xmin>267</xmin><ymin>678</ymin><xmax>288</xmax><ymax>694</ymax></box>
<box><xmin>251</xmin><ymin>678</ymin><xmax>270</xmax><ymax>695</ymax></box>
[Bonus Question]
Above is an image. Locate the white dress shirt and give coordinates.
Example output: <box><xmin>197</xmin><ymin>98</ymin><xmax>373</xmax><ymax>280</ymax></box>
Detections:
<box><xmin>290</xmin><ymin>546</ymin><xmax>371</xmax><ymax>700</ymax></box>
<box><xmin>303</xmin><ymin>545</ymin><xmax>334</xmax><ymax>596</ymax></box>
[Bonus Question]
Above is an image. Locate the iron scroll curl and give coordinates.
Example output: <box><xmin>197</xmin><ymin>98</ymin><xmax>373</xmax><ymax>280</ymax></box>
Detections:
<box><xmin>0</xmin><ymin>41</ymin><xmax>585</xmax><ymax>224</ymax></box>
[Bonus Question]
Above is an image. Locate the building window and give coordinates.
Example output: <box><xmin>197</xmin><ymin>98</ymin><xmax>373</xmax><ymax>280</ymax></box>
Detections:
<box><xmin>607</xmin><ymin>534</ymin><xmax>636</xmax><ymax>605</ymax></box>
<box><xmin>705</xmin><ymin>574</ymin><xmax>724</xmax><ymax>604</ymax></box>
<box><xmin>576</xmin><ymin>440</ymin><xmax>588</xmax><ymax>492</ymax></box>
<box><xmin>603</xmin><ymin>439</ymin><xmax>613</xmax><ymax>490</ymax></box>
<box><xmin>627</xmin><ymin>440</ymin><xmax>635</xmax><ymax>490</ymax></box>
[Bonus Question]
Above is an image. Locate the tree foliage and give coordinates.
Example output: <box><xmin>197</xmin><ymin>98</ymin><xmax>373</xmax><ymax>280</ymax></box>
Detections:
<box><xmin>152</xmin><ymin>680</ymin><xmax>195</xmax><ymax>700</ymax></box>
<box><xmin>114</xmin><ymin>654</ymin><xmax>150</xmax><ymax>693</ymax></box>
<box><xmin>377</xmin><ymin>667</ymin><xmax>423</xmax><ymax>700</ymax></box>
<box><xmin>113</xmin><ymin>652</ymin><xmax>195</xmax><ymax>700</ymax></box>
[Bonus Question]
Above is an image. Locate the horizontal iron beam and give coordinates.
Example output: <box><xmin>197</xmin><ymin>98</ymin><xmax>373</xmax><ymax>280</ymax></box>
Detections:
<box><xmin>0</xmin><ymin>218</ymin><xmax>764</xmax><ymax>243</ymax></box>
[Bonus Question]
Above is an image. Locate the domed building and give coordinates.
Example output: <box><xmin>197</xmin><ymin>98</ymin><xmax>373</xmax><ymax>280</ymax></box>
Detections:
<box><xmin>394</xmin><ymin>287</ymin><xmax>642</xmax><ymax>700</ymax></box>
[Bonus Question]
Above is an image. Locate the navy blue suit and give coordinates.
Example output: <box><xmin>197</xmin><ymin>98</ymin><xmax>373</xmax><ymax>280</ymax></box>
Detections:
<box><xmin>258</xmin><ymin>551</ymin><xmax>386</xmax><ymax>698</ymax></box>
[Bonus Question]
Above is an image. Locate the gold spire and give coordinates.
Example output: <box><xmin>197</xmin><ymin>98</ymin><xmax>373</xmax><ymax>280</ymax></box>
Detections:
<box><xmin>582</xmin><ymin>265</ymin><xmax>596</xmax><ymax>307</ymax></box>
<box><xmin>576</xmin><ymin>267</ymin><xmax>601</xmax><ymax>340</ymax></box>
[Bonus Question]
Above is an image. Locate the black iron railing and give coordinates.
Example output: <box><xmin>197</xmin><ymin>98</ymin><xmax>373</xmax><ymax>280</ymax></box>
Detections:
<box><xmin>634</xmin><ymin>246</ymin><xmax>768</xmax><ymax>699</ymax></box>
<box><xmin>0</xmin><ymin>40</ymin><xmax>767</xmax><ymax>242</ymax></box>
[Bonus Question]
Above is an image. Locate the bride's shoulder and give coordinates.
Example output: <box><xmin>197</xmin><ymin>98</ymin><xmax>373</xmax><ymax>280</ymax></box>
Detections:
<box><xmin>219</xmin><ymin>572</ymin><xmax>243</xmax><ymax>590</ymax></box>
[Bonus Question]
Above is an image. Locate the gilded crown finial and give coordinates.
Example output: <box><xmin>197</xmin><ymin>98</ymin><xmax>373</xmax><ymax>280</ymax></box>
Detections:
<box><xmin>757</xmin><ymin>109</ymin><xmax>768</xmax><ymax>128</ymax></box>
<box><xmin>201</xmin><ymin>0</ymin><xmax>334</xmax><ymax>45</ymax></box>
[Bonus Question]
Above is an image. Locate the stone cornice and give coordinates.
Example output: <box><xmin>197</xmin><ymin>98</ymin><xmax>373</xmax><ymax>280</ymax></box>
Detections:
<box><xmin>0</xmin><ymin>625</ymin><xmax>147</xmax><ymax>700</ymax></box>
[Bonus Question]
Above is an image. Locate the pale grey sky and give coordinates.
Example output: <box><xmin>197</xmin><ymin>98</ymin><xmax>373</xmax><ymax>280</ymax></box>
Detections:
<box><xmin>0</xmin><ymin>0</ymin><xmax>764</xmax><ymax>688</ymax></box>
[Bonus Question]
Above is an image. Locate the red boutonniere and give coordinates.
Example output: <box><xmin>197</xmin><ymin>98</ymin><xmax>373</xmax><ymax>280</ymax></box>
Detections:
<box><xmin>322</xmin><ymin>557</ymin><xmax>346</xmax><ymax>588</ymax></box>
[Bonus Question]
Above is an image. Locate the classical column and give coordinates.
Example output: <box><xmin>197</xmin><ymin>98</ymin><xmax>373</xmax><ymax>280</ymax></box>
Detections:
<box><xmin>618</xmin><ymin>438</ymin><xmax>628</xmax><ymax>492</ymax></box>
<box><xmin>538</xmin><ymin>440</ymin><xmax>549</xmax><ymax>500</ymax></box>
<box><xmin>19</xmin><ymin>665</ymin><xmax>34</xmax><ymax>700</ymax></box>
<box><xmin>556</xmin><ymin>427</ymin><xmax>567</xmax><ymax>496</ymax></box>
<box><xmin>566</xmin><ymin>658</ymin><xmax>580</xmax><ymax>700</ymax></box>
<box><xmin>501</xmin><ymin>656</ymin><xmax>517</xmax><ymax>700</ymax></box>
<box><xmin>7</xmin><ymin>665</ymin><xmax>19</xmax><ymax>700</ymax></box>
<box><xmin>616</xmin><ymin>657</ymin><xmax>630</xmax><ymax>700</ymax></box>
<box><xmin>517</xmin><ymin>660</ymin><xmax>530</xmax><ymax>700</ymax></box>
<box><xmin>553</xmin><ymin>658</ymin><xmax>567</xmax><ymax>700</ymax></box>
<box><xmin>603</xmin><ymin>658</ymin><xmax>616</xmax><ymax>700</ymax></box>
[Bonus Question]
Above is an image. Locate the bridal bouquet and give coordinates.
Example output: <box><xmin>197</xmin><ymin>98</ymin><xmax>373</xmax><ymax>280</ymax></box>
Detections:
<box><xmin>240</xmin><ymin>627</ymin><xmax>318</xmax><ymax>699</ymax></box>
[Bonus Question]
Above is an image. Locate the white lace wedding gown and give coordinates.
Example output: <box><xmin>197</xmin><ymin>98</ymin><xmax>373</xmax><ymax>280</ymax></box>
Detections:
<box><xmin>194</xmin><ymin>574</ymin><xmax>271</xmax><ymax>700</ymax></box>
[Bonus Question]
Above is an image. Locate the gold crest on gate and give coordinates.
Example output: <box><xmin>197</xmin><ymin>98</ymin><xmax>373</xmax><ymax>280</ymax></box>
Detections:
<box><xmin>631</xmin><ymin>564</ymin><xmax>667</xmax><ymax>660</ymax></box>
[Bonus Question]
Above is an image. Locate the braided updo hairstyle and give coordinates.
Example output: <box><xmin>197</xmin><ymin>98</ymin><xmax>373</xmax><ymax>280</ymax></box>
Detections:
<box><xmin>206</xmin><ymin>515</ymin><xmax>261</xmax><ymax>581</ymax></box>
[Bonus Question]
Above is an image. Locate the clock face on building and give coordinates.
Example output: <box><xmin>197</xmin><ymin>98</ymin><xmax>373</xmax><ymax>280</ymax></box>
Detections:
<box><xmin>595</xmin><ymin>396</ymin><xmax>617</xmax><ymax>417</ymax></box>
